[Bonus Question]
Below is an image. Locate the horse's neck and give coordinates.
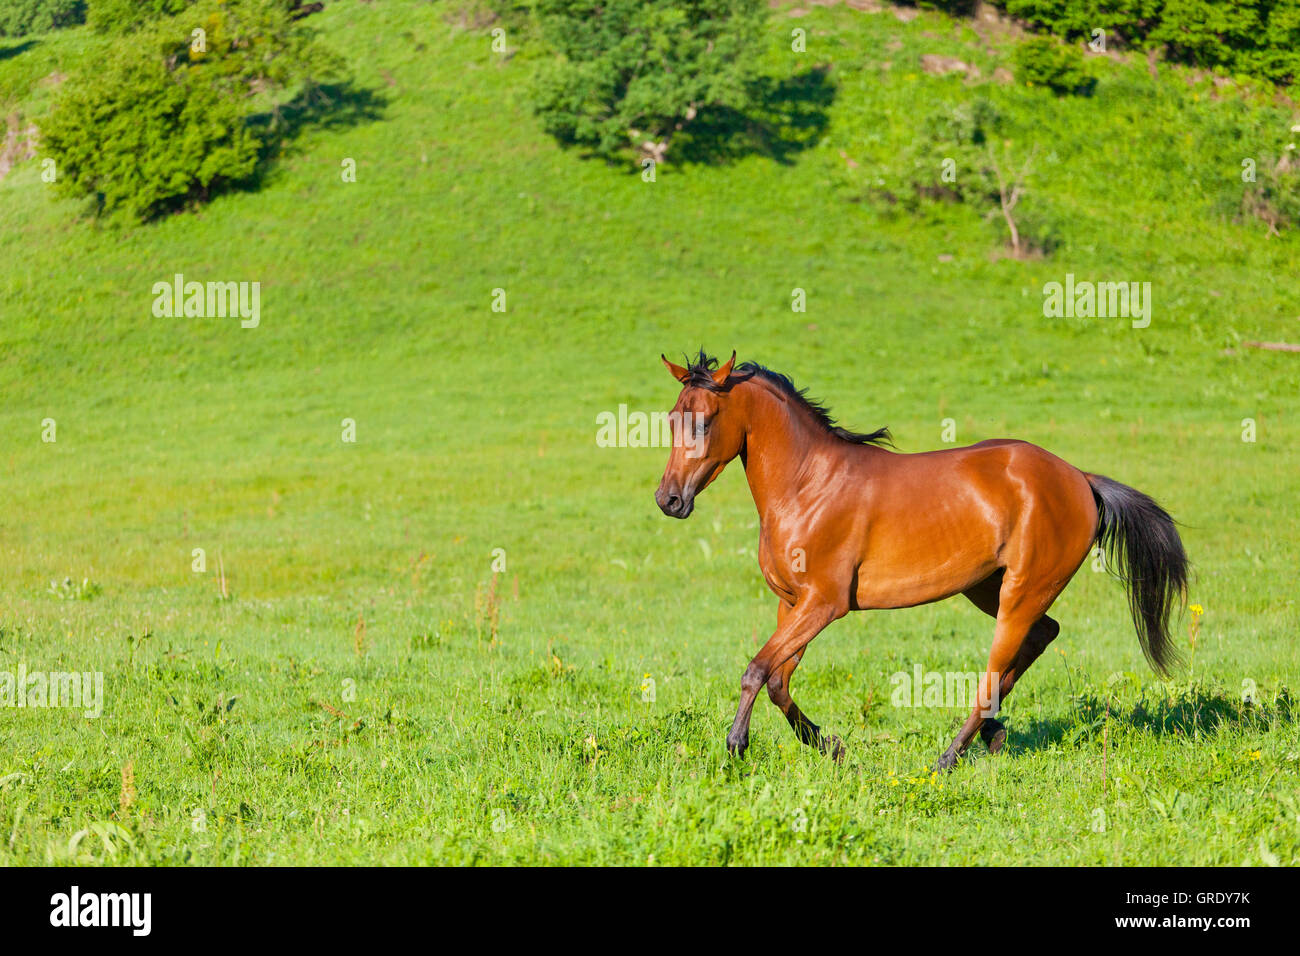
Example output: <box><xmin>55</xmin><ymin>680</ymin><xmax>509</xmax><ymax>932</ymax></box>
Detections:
<box><xmin>739</xmin><ymin>385</ymin><xmax>831</xmax><ymax>520</ymax></box>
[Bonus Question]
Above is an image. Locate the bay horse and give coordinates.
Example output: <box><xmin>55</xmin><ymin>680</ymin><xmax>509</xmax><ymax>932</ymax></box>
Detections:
<box><xmin>654</xmin><ymin>350</ymin><xmax>1188</xmax><ymax>769</ymax></box>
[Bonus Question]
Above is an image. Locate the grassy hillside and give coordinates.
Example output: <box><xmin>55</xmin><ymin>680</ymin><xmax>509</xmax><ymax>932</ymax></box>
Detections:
<box><xmin>0</xmin><ymin>0</ymin><xmax>1297</xmax><ymax>864</ymax></box>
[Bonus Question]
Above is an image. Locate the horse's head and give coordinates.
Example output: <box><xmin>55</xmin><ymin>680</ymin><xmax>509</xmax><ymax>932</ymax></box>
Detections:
<box><xmin>655</xmin><ymin>350</ymin><xmax>744</xmax><ymax>519</ymax></box>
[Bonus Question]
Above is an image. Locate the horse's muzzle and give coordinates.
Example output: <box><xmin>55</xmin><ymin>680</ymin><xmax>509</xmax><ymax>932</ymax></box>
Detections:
<box><xmin>655</xmin><ymin>486</ymin><xmax>694</xmax><ymax>519</ymax></box>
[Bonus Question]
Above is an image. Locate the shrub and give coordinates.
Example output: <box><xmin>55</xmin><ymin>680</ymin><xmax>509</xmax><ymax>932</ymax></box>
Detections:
<box><xmin>1254</xmin><ymin>2</ymin><xmax>1300</xmax><ymax>86</ymax></box>
<box><xmin>1148</xmin><ymin>0</ymin><xmax>1264</xmax><ymax>70</ymax></box>
<box><xmin>530</xmin><ymin>0</ymin><xmax>768</xmax><ymax>163</ymax></box>
<box><xmin>42</xmin><ymin>56</ymin><xmax>262</xmax><ymax>219</ymax></box>
<box><xmin>999</xmin><ymin>0</ymin><xmax>1300</xmax><ymax>86</ymax></box>
<box><xmin>883</xmin><ymin>99</ymin><xmax>1056</xmax><ymax>256</ymax></box>
<box><xmin>88</xmin><ymin>0</ymin><xmax>193</xmax><ymax>34</ymax></box>
<box><xmin>1000</xmin><ymin>0</ymin><xmax>1153</xmax><ymax>44</ymax></box>
<box><xmin>1012</xmin><ymin>35</ymin><xmax>1095</xmax><ymax>95</ymax></box>
<box><xmin>0</xmin><ymin>0</ymin><xmax>86</xmax><ymax>37</ymax></box>
<box><xmin>886</xmin><ymin>98</ymin><xmax>1001</xmax><ymax>208</ymax></box>
<box><xmin>88</xmin><ymin>0</ymin><xmax>318</xmax><ymax>35</ymax></box>
<box><xmin>41</xmin><ymin>0</ymin><xmax>343</xmax><ymax>220</ymax></box>
<box><xmin>1241</xmin><ymin>123</ymin><xmax>1300</xmax><ymax>236</ymax></box>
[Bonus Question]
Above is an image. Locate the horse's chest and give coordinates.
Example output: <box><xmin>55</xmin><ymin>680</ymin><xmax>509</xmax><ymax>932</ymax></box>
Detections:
<box><xmin>756</xmin><ymin>527</ymin><xmax>801</xmax><ymax>601</ymax></box>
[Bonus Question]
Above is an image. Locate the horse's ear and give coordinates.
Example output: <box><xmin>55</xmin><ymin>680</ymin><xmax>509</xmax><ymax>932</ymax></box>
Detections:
<box><xmin>711</xmin><ymin>350</ymin><xmax>736</xmax><ymax>387</ymax></box>
<box><xmin>661</xmin><ymin>354</ymin><xmax>689</xmax><ymax>384</ymax></box>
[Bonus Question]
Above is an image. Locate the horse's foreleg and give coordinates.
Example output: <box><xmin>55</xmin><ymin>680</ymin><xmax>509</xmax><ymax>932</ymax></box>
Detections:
<box><xmin>727</xmin><ymin>598</ymin><xmax>842</xmax><ymax>758</ymax></box>
<box><xmin>766</xmin><ymin>646</ymin><xmax>845</xmax><ymax>761</ymax></box>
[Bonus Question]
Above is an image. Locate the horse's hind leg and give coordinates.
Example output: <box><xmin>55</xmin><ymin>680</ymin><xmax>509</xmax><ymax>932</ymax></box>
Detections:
<box><xmin>957</xmin><ymin>572</ymin><xmax>1062</xmax><ymax>754</ymax></box>
<box><xmin>980</xmin><ymin>615</ymin><xmax>1060</xmax><ymax>752</ymax></box>
<box><xmin>938</xmin><ymin>576</ymin><xmax>1061</xmax><ymax>770</ymax></box>
<box><xmin>961</xmin><ymin>573</ymin><xmax>1010</xmax><ymax>752</ymax></box>
<box><xmin>766</xmin><ymin>647</ymin><xmax>844</xmax><ymax>761</ymax></box>
<box><xmin>997</xmin><ymin>615</ymin><xmax>1060</xmax><ymax>702</ymax></box>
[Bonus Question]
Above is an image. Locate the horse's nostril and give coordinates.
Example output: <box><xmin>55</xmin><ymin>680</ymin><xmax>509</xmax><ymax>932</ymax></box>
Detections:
<box><xmin>666</xmin><ymin>495</ymin><xmax>681</xmax><ymax>509</ymax></box>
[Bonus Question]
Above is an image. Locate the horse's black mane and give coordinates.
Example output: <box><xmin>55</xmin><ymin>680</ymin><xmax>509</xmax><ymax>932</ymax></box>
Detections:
<box><xmin>681</xmin><ymin>350</ymin><xmax>894</xmax><ymax>448</ymax></box>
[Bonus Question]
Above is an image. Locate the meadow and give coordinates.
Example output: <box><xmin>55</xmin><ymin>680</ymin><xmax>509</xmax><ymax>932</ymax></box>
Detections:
<box><xmin>0</xmin><ymin>0</ymin><xmax>1298</xmax><ymax>865</ymax></box>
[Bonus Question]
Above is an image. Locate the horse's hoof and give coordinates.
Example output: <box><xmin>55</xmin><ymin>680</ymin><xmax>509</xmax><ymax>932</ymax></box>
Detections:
<box><xmin>934</xmin><ymin>750</ymin><xmax>959</xmax><ymax>773</ymax></box>
<box><xmin>821</xmin><ymin>734</ymin><xmax>846</xmax><ymax>763</ymax></box>
<box><xmin>726</xmin><ymin>734</ymin><xmax>749</xmax><ymax>758</ymax></box>
<box><xmin>980</xmin><ymin>719</ymin><xmax>1007</xmax><ymax>754</ymax></box>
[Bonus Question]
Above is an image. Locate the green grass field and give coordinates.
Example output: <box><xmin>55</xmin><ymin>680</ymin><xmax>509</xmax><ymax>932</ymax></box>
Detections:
<box><xmin>1</xmin><ymin>0</ymin><xmax>1298</xmax><ymax>865</ymax></box>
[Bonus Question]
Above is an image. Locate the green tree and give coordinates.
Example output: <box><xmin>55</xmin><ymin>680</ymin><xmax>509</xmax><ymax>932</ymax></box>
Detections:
<box><xmin>88</xmin><ymin>0</ymin><xmax>196</xmax><ymax>35</ymax></box>
<box><xmin>1242</xmin><ymin>123</ymin><xmax>1300</xmax><ymax>236</ymax></box>
<box><xmin>883</xmin><ymin>100</ymin><xmax>1056</xmax><ymax>257</ymax></box>
<box><xmin>530</xmin><ymin>0</ymin><xmax>768</xmax><ymax>163</ymax></box>
<box><xmin>999</xmin><ymin>0</ymin><xmax>1300</xmax><ymax>86</ymax></box>
<box><xmin>1012</xmin><ymin>35</ymin><xmax>1096</xmax><ymax>96</ymax></box>
<box><xmin>0</xmin><ymin>0</ymin><xmax>86</xmax><ymax>37</ymax></box>
<box><xmin>41</xmin><ymin>0</ymin><xmax>342</xmax><ymax>220</ymax></box>
<box><xmin>88</xmin><ymin>0</ymin><xmax>325</xmax><ymax>35</ymax></box>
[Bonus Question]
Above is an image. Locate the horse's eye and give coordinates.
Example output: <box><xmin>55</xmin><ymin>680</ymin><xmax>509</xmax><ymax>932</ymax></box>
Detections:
<box><xmin>696</xmin><ymin>418</ymin><xmax>710</xmax><ymax>435</ymax></box>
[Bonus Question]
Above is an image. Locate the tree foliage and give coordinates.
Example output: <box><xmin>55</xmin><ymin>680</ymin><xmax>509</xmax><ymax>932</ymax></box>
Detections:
<box><xmin>530</xmin><ymin>0</ymin><xmax>768</xmax><ymax>162</ymax></box>
<box><xmin>41</xmin><ymin>0</ymin><xmax>343</xmax><ymax>220</ymax></box>
<box><xmin>999</xmin><ymin>0</ymin><xmax>1300</xmax><ymax>86</ymax></box>
<box><xmin>87</xmin><ymin>0</ymin><xmax>197</xmax><ymax>34</ymax></box>
<box><xmin>881</xmin><ymin>99</ymin><xmax>1057</xmax><ymax>256</ymax></box>
<box><xmin>1012</xmin><ymin>35</ymin><xmax>1096</xmax><ymax>95</ymax></box>
<box><xmin>1242</xmin><ymin>122</ymin><xmax>1300</xmax><ymax>236</ymax></box>
<box><xmin>0</xmin><ymin>0</ymin><xmax>86</xmax><ymax>37</ymax></box>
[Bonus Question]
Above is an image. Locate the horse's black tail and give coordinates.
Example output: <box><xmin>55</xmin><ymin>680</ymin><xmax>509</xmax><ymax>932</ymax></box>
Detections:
<box><xmin>1086</xmin><ymin>473</ymin><xmax>1188</xmax><ymax>676</ymax></box>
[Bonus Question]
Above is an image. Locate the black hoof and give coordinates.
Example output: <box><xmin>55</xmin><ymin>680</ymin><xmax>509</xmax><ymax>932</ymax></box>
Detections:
<box><xmin>980</xmin><ymin>719</ymin><xmax>1007</xmax><ymax>754</ymax></box>
<box><xmin>726</xmin><ymin>735</ymin><xmax>749</xmax><ymax>758</ymax></box>
<box><xmin>934</xmin><ymin>750</ymin><xmax>959</xmax><ymax>773</ymax></box>
<box><xmin>819</xmin><ymin>734</ymin><xmax>846</xmax><ymax>762</ymax></box>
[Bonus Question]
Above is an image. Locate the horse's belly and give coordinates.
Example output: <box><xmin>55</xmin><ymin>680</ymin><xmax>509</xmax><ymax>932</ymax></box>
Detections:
<box><xmin>850</xmin><ymin>511</ymin><xmax>1004</xmax><ymax>610</ymax></box>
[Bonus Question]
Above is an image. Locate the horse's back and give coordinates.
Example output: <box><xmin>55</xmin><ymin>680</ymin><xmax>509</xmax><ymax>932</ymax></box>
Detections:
<box><xmin>927</xmin><ymin>438</ymin><xmax>1095</xmax><ymax>519</ymax></box>
<box><xmin>940</xmin><ymin>438</ymin><xmax>1098</xmax><ymax>563</ymax></box>
<box><xmin>851</xmin><ymin>438</ymin><xmax>1097</xmax><ymax>608</ymax></box>
<box><xmin>922</xmin><ymin>438</ymin><xmax>1085</xmax><ymax>482</ymax></box>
